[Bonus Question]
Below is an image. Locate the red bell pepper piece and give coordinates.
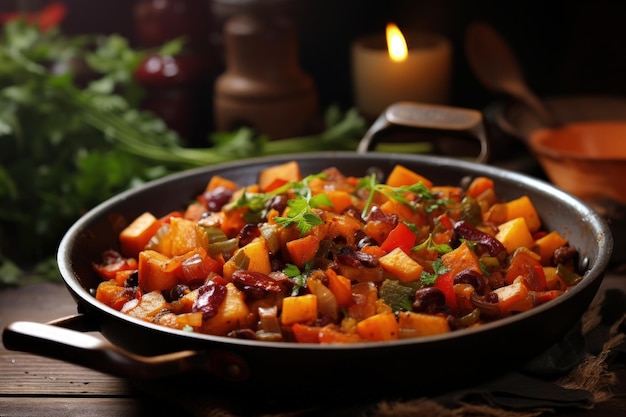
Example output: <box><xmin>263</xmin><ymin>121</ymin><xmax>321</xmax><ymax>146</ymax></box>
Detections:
<box><xmin>433</xmin><ymin>271</ymin><xmax>458</xmax><ymax>310</ymax></box>
<box><xmin>380</xmin><ymin>222</ymin><xmax>416</xmax><ymax>254</ymax></box>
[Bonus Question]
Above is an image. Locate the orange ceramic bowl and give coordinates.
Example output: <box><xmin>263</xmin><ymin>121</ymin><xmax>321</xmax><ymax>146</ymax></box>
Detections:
<box><xmin>528</xmin><ymin>121</ymin><xmax>626</xmax><ymax>212</ymax></box>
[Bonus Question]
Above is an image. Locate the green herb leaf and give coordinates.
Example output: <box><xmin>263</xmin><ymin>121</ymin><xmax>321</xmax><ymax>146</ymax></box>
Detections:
<box><xmin>358</xmin><ymin>173</ymin><xmax>451</xmax><ymax>218</ymax></box>
<box><xmin>284</xmin><ymin>263</ymin><xmax>308</xmax><ymax>296</ymax></box>
<box><xmin>419</xmin><ymin>259</ymin><xmax>450</xmax><ymax>286</ymax></box>
<box><xmin>0</xmin><ymin>20</ymin><xmax>368</xmax><ymax>283</ymax></box>
<box><xmin>412</xmin><ymin>233</ymin><xmax>452</xmax><ymax>255</ymax></box>
<box><xmin>274</xmin><ymin>195</ymin><xmax>324</xmax><ymax>236</ymax></box>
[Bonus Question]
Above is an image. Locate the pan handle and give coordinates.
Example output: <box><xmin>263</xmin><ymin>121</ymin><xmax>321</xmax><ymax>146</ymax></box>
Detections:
<box><xmin>2</xmin><ymin>316</ymin><xmax>250</xmax><ymax>382</ymax></box>
<box><xmin>357</xmin><ymin>101</ymin><xmax>490</xmax><ymax>163</ymax></box>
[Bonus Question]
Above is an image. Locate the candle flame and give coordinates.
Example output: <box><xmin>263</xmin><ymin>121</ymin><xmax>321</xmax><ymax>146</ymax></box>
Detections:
<box><xmin>386</xmin><ymin>23</ymin><xmax>408</xmax><ymax>62</ymax></box>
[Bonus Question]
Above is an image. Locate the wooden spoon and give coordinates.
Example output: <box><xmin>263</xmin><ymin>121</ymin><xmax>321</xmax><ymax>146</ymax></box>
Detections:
<box><xmin>465</xmin><ymin>21</ymin><xmax>560</xmax><ymax>127</ymax></box>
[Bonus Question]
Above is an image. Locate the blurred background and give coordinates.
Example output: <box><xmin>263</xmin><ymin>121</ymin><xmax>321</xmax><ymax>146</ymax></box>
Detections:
<box><xmin>4</xmin><ymin>0</ymin><xmax>625</xmax><ymax>130</ymax></box>
<box><xmin>3</xmin><ymin>0</ymin><xmax>626</xmax><ymax>272</ymax></box>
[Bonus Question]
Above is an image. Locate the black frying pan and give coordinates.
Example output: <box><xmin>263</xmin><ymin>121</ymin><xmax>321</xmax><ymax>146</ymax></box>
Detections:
<box><xmin>2</xmin><ymin>103</ymin><xmax>613</xmax><ymax>402</ymax></box>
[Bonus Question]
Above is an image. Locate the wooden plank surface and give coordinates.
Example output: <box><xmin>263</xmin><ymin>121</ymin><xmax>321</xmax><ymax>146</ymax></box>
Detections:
<box><xmin>2</xmin><ymin>276</ymin><xmax>626</xmax><ymax>417</ymax></box>
<box><xmin>0</xmin><ymin>282</ymin><xmax>183</xmax><ymax>416</ymax></box>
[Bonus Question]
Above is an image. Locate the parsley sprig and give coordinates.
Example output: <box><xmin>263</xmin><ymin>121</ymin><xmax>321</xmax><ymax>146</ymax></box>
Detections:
<box><xmin>357</xmin><ymin>173</ymin><xmax>451</xmax><ymax>218</ymax></box>
<box><xmin>419</xmin><ymin>258</ymin><xmax>450</xmax><ymax>286</ymax></box>
<box><xmin>283</xmin><ymin>263</ymin><xmax>312</xmax><ymax>296</ymax></box>
<box><xmin>229</xmin><ymin>173</ymin><xmax>332</xmax><ymax>236</ymax></box>
<box><xmin>0</xmin><ymin>20</ymin><xmax>367</xmax><ymax>284</ymax></box>
<box><xmin>274</xmin><ymin>195</ymin><xmax>327</xmax><ymax>235</ymax></box>
<box><xmin>412</xmin><ymin>233</ymin><xmax>452</xmax><ymax>255</ymax></box>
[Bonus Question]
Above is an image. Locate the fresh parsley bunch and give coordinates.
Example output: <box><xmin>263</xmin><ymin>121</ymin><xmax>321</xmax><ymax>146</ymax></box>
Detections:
<box><xmin>0</xmin><ymin>20</ymin><xmax>367</xmax><ymax>284</ymax></box>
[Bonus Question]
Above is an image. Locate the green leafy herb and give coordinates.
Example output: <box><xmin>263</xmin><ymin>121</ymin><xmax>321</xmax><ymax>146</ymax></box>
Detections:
<box><xmin>357</xmin><ymin>172</ymin><xmax>451</xmax><ymax>218</ymax></box>
<box><xmin>274</xmin><ymin>195</ymin><xmax>326</xmax><ymax>236</ymax></box>
<box><xmin>419</xmin><ymin>258</ymin><xmax>450</xmax><ymax>286</ymax></box>
<box><xmin>284</xmin><ymin>263</ymin><xmax>308</xmax><ymax>296</ymax></box>
<box><xmin>412</xmin><ymin>233</ymin><xmax>452</xmax><ymax>255</ymax></box>
<box><xmin>0</xmin><ymin>20</ymin><xmax>368</xmax><ymax>284</ymax></box>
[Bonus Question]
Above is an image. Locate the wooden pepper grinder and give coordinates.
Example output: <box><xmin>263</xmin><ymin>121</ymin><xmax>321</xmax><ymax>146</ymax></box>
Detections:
<box><xmin>214</xmin><ymin>13</ymin><xmax>319</xmax><ymax>140</ymax></box>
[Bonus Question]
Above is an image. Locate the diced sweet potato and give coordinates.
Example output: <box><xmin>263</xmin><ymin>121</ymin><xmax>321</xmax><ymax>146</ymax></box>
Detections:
<box><xmin>205</xmin><ymin>175</ymin><xmax>239</xmax><ymax>192</ymax></box>
<box><xmin>286</xmin><ymin>234</ymin><xmax>320</xmax><ymax>269</ymax></box>
<box><xmin>323</xmin><ymin>190</ymin><xmax>354</xmax><ymax>213</ymax></box>
<box><xmin>291</xmin><ymin>323</ymin><xmax>322</xmax><ymax>343</ymax></box>
<box><xmin>441</xmin><ymin>241</ymin><xmax>482</xmax><ymax>278</ymax></box>
<box><xmin>281</xmin><ymin>294</ymin><xmax>318</xmax><ymax>325</ymax></box>
<box><xmin>138</xmin><ymin>250</ymin><xmax>181</xmax><ymax>292</ymax></box>
<box><xmin>258</xmin><ymin>161</ymin><xmax>302</xmax><ymax>192</ymax></box>
<box><xmin>466</xmin><ymin>176</ymin><xmax>494</xmax><ymax>199</ymax></box>
<box><xmin>171</xmin><ymin>288</ymin><xmax>199</xmax><ymax>314</ymax></box>
<box><xmin>165</xmin><ymin>217</ymin><xmax>209</xmax><ymax>257</ymax></box>
<box><xmin>493</xmin><ymin>276</ymin><xmax>531</xmax><ymax>314</ymax></box>
<box><xmin>504</xmin><ymin>196</ymin><xmax>541</xmax><ymax>233</ymax></box>
<box><xmin>495</xmin><ymin>217</ymin><xmax>535</xmax><ymax>254</ymax></box>
<box><xmin>318</xmin><ymin>324</ymin><xmax>363</xmax><ymax>344</ymax></box>
<box><xmin>378</xmin><ymin>247</ymin><xmax>424</xmax><ymax>282</ymax></box>
<box><xmin>386</xmin><ymin>164</ymin><xmax>433</xmax><ymax>188</ymax></box>
<box><xmin>201</xmin><ymin>283</ymin><xmax>251</xmax><ymax>336</ymax></box>
<box><xmin>356</xmin><ymin>312</ymin><xmax>399</xmax><ymax>341</ymax></box>
<box><xmin>95</xmin><ymin>280</ymin><xmax>135</xmax><ymax>311</ymax></box>
<box><xmin>242</xmin><ymin>236</ymin><xmax>272</xmax><ymax>275</ymax></box>
<box><xmin>505</xmin><ymin>247</ymin><xmax>543</xmax><ymax>286</ymax></box>
<box><xmin>398</xmin><ymin>311</ymin><xmax>451</xmax><ymax>338</ymax></box>
<box><xmin>535</xmin><ymin>231</ymin><xmax>568</xmax><ymax>265</ymax></box>
<box><xmin>119</xmin><ymin>212</ymin><xmax>162</xmax><ymax>258</ymax></box>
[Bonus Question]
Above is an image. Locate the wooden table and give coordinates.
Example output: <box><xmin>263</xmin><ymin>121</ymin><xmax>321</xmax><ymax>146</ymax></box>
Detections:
<box><xmin>2</xmin><ymin>273</ymin><xmax>626</xmax><ymax>417</ymax></box>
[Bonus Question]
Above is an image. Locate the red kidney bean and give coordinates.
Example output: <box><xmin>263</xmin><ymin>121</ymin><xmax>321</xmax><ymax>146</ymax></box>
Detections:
<box><xmin>238</xmin><ymin>224</ymin><xmax>260</xmax><ymax>247</ymax></box>
<box><xmin>200</xmin><ymin>186</ymin><xmax>234</xmax><ymax>212</ymax></box>
<box><xmin>336</xmin><ymin>247</ymin><xmax>379</xmax><ymax>268</ymax></box>
<box><xmin>453</xmin><ymin>269</ymin><xmax>487</xmax><ymax>295</ymax></box>
<box><xmin>265</xmin><ymin>194</ymin><xmax>288</xmax><ymax>213</ymax></box>
<box><xmin>125</xmin><ymin>270</ymin><xmax>139</xmax><ymax>287</ymax></box>
<box><xmin>192</xmin><ymin>280</ymin><xmax>227</xmax><ymax>319</ymax></box>
<box><xmin>412</xmin><ymin>287</ymin><xmax>446</xmax><ymax>314</ymax></box>
<box><xmin>553</xmin><ymin>246</ymin><xmax>578</xmax><ymax>267</ymax></box>
<box><xmin>365</xmin><ymin>205</ymin><xmax>398</xmax><ymax>225</ymax></box>
<box><xmin>231</xmin><ymin>270</ymin><xmax>283</xmax><ymax>297</ymax></box>
<box><xmin>453</xmin><ymin>220</ymin><xmax>505</xmax><ymax>257</ymax></box>
<box><xmin>165</xmin><ymin>283</ymin><xmax>189</xmax><ymax>302</ymax></box>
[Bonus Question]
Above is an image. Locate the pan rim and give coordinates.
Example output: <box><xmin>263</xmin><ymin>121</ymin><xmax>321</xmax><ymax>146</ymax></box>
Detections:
<box><xmin>57</xmin><ymin>151</ymin><xmax>613</xmax><ymax>351</ymax></box>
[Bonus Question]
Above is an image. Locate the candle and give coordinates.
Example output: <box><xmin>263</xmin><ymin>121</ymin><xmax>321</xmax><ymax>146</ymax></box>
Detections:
<box><xmin>352</xmin><ymin>24</ymin><xmax>452</xmax><ymax>120</ymax></box>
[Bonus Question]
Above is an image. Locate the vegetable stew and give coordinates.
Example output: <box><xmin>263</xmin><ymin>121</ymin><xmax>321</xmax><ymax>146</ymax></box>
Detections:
<box><xmin>92</xmin><ymin>161</ymin><xmax>582</xmax><ymax>343</ymax></box>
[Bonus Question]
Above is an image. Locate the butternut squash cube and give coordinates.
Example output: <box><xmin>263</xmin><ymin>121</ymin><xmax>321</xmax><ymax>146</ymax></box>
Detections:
<box><xmin>493</xmin><ymin>276</ymin><xmax>531</xmax><ymax>313</ymax></box>
<box><xmin>535</xmin><ymin>231</ymin><xmax>568</xmax><ymax>265</ymax></box>
<box><xmin>356</xmin><ymin>312</ymin><xmax>399</xmax><ymax>341</ymax></box>
<box><xmin>166</xmin><ymin>217</ymin><xmax>209</xmax><ymax>257</ymax></box>
<box><xmin>119</xmin><ymin>212</ymin><xmax>162</xmax><ymax>258</ymax></box>
<box><xmin>386</xmin><ymin>164</ymin><xmax>433</xmax><ymax>189</ymax></box>
<box><xmin>138</xmin><ymin>250</ymin><xmax>180</xmax><ymax>292</ymax></box>
<box><xmin>398</xmin><ymin>311</ymin><xmax>451</xmax><ymax>338</ymax></box>
<box><xmin>258</xmin><ymin>160</ymin><xmax>302</xmax><ymax>192</ymax></box>
<box><xmin>241</xmin><ymin>236</ymin><xmax>272</xmax><ymax>275</ymax></box>
<box><xmin>281</xmin><ymin>294</ymin><xmax>318</xmax><ymax>325</ymax></box>
<box><xmin>379</xmin><ymin>247</ymin><xmax>424</xmax><ymax>282</ymax></box>
<box><xmin>441</xmin><ymin>241</ymin><xmax>482</xmax><ymax>278</ymax></box>
<box><xmin>543</xmin><ymin>266</ymin><xmax>566</xmax><ymax>290</ymax></box>
<box><xmin>504</xmin><ymin>196</ymin><xmax>541</xmax><ymax>233</ymax></box>
<box><xmin>201</xmin><ymin>283</ymin><xmax>250</xmax><ymax>336</ymax></box>
<box><xmin>495</xmin><ymin>217</ymin><xmax>534</xmax><ymax>254</ymax></box>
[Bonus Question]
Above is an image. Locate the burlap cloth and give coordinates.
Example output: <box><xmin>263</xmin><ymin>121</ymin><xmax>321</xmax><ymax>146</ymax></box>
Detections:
<box><xmin>136</xmin><ymin>289</ymin><xmax>626</xmax><ymax>417</ymax></box>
